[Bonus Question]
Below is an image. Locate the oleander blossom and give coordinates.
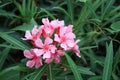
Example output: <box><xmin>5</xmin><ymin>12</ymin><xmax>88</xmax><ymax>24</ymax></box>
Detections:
<box><xmin>22</xmin><ymin>18</ymin><xmax>81</xmax><ymax>68</ymax></box>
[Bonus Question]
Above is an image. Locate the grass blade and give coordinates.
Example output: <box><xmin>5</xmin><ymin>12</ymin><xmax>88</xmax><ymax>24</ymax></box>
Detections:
<box><xmin>0</xmin><ymin>48</ymin><xmax>10</xmax><ymax>70</ymax></box>
<box><xmin>67</xmin><ymin>0</ymin><xmax>74</xmax><ymax>24</ymax></box>
<box><xmin>65</xmin><ymin>53</ymin><xmax>83</xmax><ymax>80</ymax></box>
<box><xmin>48</xmin><ymin>64</ymin><xmax>53</xmax><ymax>80</ymax></box>
<box><xmin>29</xmin><ymin>64</ymin><xmax>48</xmax><ymax>80</ymax></box>
<box><xmin>0</xmin><ymin>33</ymin><xmax>29</xmax><ymax>50</ymax></box>
<box><xmin>102</xmin><ymin>41</ymin><xmax>113</xmax><ymax>80</ymax></box>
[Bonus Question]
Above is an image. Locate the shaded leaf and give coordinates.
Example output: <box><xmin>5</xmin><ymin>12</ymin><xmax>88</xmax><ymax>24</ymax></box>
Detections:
<box><xmin>110</xmin><ymin>21</ymin><xmax>120</xmax><ymax>31</ymax></box>
<box><xmin>65</xmin><ymin>53</ymin><xmax>83</xmax><ymax>80</ymax></box>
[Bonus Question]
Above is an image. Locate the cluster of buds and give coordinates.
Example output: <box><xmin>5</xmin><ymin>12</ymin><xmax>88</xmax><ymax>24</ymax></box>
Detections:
<box><xmin>22</xmin><ymin>18</ymin><xmax>80</xmax><ymax>68</ymax></box>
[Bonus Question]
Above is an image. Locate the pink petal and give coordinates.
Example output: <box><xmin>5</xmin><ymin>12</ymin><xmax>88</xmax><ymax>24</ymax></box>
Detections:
<box><xmin>51</xmin><ymin>20</ymin><xmax>64</xmax><ymax>29</ymax></box>
<box><xmin>45</xmin><ymin>58</ymin><xmax>53</xmax><ymax>64</ymax></box>
<box><xmin>35</xmin><ymin>38</ymin><xmax>43</xmax><ymax>48</ymax></box>
<box><xmin>44</xmin><ymin>27</ymin><xmax>51</xmax><ymax>34</ymax></box>
<box><xmin>65</xmin><ymin>32</ymin><xmax>76</xmax><ymax>39</ymax></box>
<box><xmin>26</xmin><ymin>60</ymin><xmax>35</xmax><ymax>68</ymax></box>
<box><xmin>24</xmin><ymin>50</ymin><xmax>33</xmax><ymax>59</ymax></box>
<box><xmin>73</xmin><ymin>45</ymin><xmax>81</xmax><ymax>57</ymax></box>
<box><xmin>75</xmin><ymin>39</ymin><xmax>80</xmax><ymax>44</ymax></box>
<box><xmin>25</xmin><ymin>31</ymin><xmax>32</xmax><ymax>40</ymax></box>
<box><xmin>59</xmin><ymin>20</ymin><xmax>64</xmax><ymax>27</ymax></box>
<box><xmin>43</xmin><ymin>51</ymin><xmax>51</xmax><ymax>59</ymax></box>
<box><xmin>66</xmin><ymin>40</ymin><xmax>75</xmax><ymax>47</ymax></box>
<box><xmin>66</xmin><ymin>25</ymin><xmax>73</xmax><ymax>33</ymax></box>
<box><xmin>74</xmin><ymin>49</ymin><xmax>81</xmax><ymax>57</ymax></box>
<box><xmin>55</xmin><ymin>57</ymin><xmax>60</xmax><ymax>63</ymax></box>
<box><xmin>42</xmin><ymin>18</ymin><xmax>49</xmax><ymax>25</ymax></box>
<box><xmin>21</xmin><ymin>38</ymin><xmax>27</xmax><ymax>40</ymax></box>
<box><xmin>57</xmin><ymin>50</ymin><xmax>64</xmax><ymax>55</ymax></box>
<box><xmin>60</xmin><ymin>27</ymin><xmax>66</xmax><ymax>36</ymax></box>
<box><xmin>61</xmin><ymin>43</ymin><xmax>67</xmax><ymax>50</ymax></box>
<box><xmin>50</xmin><ymin>20</ymin><xmax>59</xmax><ymax>29</ymax></box>
<box><xmin>38</xmin><ymin>25</ymin><xmax>44</xmax><ymax>36</ymax></box>
<box><xmin>45</xmin><ymin>37</ymin><xmax>53</xmax><ymax>44</ymax></box>
<box><xmin>50</xmin><ymin>45</ymin><xmax>56</xmax><ymax>53</ymax></box>
<box><xmin>33</xmin><ymin>49</ymin><xmax>44</xmax><ymax>56</ymax></box>
<box><xmin>35</xmin><ymin>58</ymin><xmax>42</xmax><ymax>68</ymax></box>
<box><xmin>32</xmin><ymin>26</ymin><xmax>38</xmax><ymax>36</ymax></box>
<box><xmin>54</xmin><ymin>34</ymin><xmax>60</xmax><ymax>42</ymax></box>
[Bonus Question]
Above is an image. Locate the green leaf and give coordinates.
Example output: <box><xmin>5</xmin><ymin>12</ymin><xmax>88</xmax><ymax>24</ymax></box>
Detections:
<box><xmin>47</xmin><ymin>64</ymin><xmax>53</xmax><ymax>80</ymax></box>
<box><xmin>102</xmin><ymin>41</ymin><xmax>113</xmax><ymax>80</ymax></box>
<box><xmin>0</xmin><ymin>9</ymin><xmax>19</xmax><ymax>18</ymax></box>
<box><xmin>0</xmin><ymin>48</ymin><xmax>10</xmax><ymax>70</ymax></box>
<box><xmin>112</xmin><ymin>72</ymin><xmax>120</xmax><ymax>80</ymax></box>
<box><xmin>78</xmin><ymin>66</ymin><xmax>95</xmax><ymax>75</ymax></box>
<box><xmin>40</xmin><ymin>8</ymin><xmax>55</xmax><ymax>19</ymax></box>
<box><xmin>53</xmin><ymin>7</ymin><xmax>70</xmax><ymax>19</ymax></box>
<box><xmin>77</xmin><ymin>0</ymin><xmax>87</xmax><ymax>2</ymax></box>
<box><xmin>0</xmin><ymin>70</ymin><xmax>19</xmax><ymax>80</ymax></box>
<box><xmin>29</xmin><ymin>64</ymin><xmax>48</xmax><ymax>80</ymax></box>
<box><xmin>12</xmin><ymin>18</ymin><xmax>37</xmax><ymax>31</ymax></box>
<box><xmin>67</xmin><ymin>0</ymin><xmax>74</xmax><ymax>24</ymax></box>
<box><xmin>65</xmin><ymin>53</ymin><xmax>83</xmax><ymax>80</ymax></box>
<box><xmin>110</xmin><ymin>21</ymin><xmax>120</xmax><ymax>31</ymax></box>
<box><xmin>88</xmin><ymin>76</ymin><xmax>101</xmax><ymax>80</ymax></box>
<box><xmin>13</xmin><ymin>0</ymin><xmax>24</xmax><ymax>17</ymax></box>
<box><xmin>0</xmin><ymin>33</ymin><xmax>29</xmax><ymax>50</ymax></box>
<box><xmin>80</xmin><ymin>46</ymin><xmax>98</xmax><ymax>50</ymax></box>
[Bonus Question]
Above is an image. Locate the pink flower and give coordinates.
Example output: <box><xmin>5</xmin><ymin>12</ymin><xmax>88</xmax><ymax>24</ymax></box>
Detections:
<box><xmin>24</xmin><ymin>49</ymin><xmax>43</xmax><ymax>68</ymax></box>
<box><xmin>23</xmin><ymin>18</ymin><xmax>81</xmax><ymax>68</ymax></box>
<box><xmin>50</xmin><ymin>19</ymin><xmax>64</xmax><ymax>29</ymax></box>
<box><xmin>45</xmin><ymin>49</ymin><xmax>64</xmax><ymax>64</ymax></box>
<box><xmin>54</xmin><ymin>25</ymin><xmax>76</xmax><ymax>50</ymax></box>
<box><xmin>22</xmin><ymin>26</ymin><xmax>39</xmax><ymax>41</ymax></box>
<box><xmin>35</xmin><ymin>37</ymin><xmax>56</xmax><ymax>59</ymax></box>
<box><xmin>41</xmin><ymin>18</ymin><xmax>54</xmax><ymax>37</ymax></box>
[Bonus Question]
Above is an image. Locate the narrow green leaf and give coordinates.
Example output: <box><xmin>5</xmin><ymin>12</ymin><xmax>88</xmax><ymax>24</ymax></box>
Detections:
<box><xmin>40</xmin><ymin>8</ymin><xmax>55</xmax><ymax>19</ymax></box>
<box><xmin>110</xmin><ymin>21</ymin><xmax>120</xmax><ymax>31</ymax></box>
<box><xmin>29</xmin><ymin>64</ymin><xmax>48</xmax><ymax>80</ymax></box>
<box><xmin>22</xmin><ymin>0</ymin><xmax>26</xmax><ymax>15</ymax></box>
<box><xmin>48</xmin><ymin>64</ymin><xmax>53</xmax><ymax>80</ymax></box>
<box><xmin>53</xmin><ymin>7</ymin><xmax>70</xmax><ymax>19</ymax></box>
<box><xmin>67</xmin><ymin>0</ymin><xmax>74</xmax><ymax>24</ymax></box>
<box><xmin>102</xmin><ymin>41</ymin><xmax>113</xmax><ymax>80</ymax></box>
<box><xmin>78</xmin><ymin>66</ymin><xmax>95</xmax><ymax>75</ymax></box>
<box><xmin>13</xmin><ymin>0</ymin><xmax>24</xmax><ymax>17</ymax></box>
<box><xmin>113</xmin><ymin>47</ymin><xmax>120</xmax><ymax>72</ymax></box>
<box><xmin>0</xmin><ymin>33</ymin><xmax>29</xmax><ymax>50</ymax></box>
<box><xmin>102</xmin><ymin>0</ymin><xmax>114</xmax><ymax>19</ymax></box>
<box><xmin>80</xmin><ymin>46</ymin><xmax>98</xmax><ymax>50</ymax></box>
<box><xmin>0</xmin><ymin>9</ymin><xmax>19</xmax><ymax>18</ymax></box>
<box><xmin>88</xmin><ymin>76</ymin><xmax>101</xmax><ymax>80</ymax></box>
<box><xmin>65</xmin><ymin>53</ymin><xmax>83</xmax><ymax>80</ymax></box>
<box><xmin>77</xmin><ymin>0</ymin><xmax>87</xmax><ymax>3</ymax></box>
<box><xmin>12</xmin><ymin>18</ymin><xmax>37</xmax><ymax>31</ymax></box>
<box><xmin>0</xmin><ymin>70</ymin><xmax>19</xmax><ymax>80</ymax></box>
<box><xmin>0</xmin><ymin>44</ymin><xmax>24</xmax><ymax>50</ymax></box>
<box><xmin>0</xmin><ymin>48</ymin><xmax>10</xmax><ymax>70</ymax></box>
<box><xmin>112</xmin><ymin>72</ymin><xmax>120</xmax><ymax>80</ymax></box>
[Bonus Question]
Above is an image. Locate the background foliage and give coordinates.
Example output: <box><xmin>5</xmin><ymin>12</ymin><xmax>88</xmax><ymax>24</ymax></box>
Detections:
<box><xmin>0</xmin><ymin>0</ymin><xmax>120</xmax><ymax>80</ymax></box>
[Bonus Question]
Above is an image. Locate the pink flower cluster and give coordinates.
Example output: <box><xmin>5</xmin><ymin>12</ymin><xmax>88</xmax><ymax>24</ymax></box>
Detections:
<box><xmin>23</xmin><ymin>18</ymin><xmax>80</xmax><ymax>68</ymax></box>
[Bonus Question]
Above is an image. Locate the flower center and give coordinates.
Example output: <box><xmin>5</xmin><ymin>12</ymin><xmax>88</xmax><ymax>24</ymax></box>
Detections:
<box><xmin>43</xmin><ymin>44</ymin><xmax>49</xmax><ymax>51</ymax></box>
